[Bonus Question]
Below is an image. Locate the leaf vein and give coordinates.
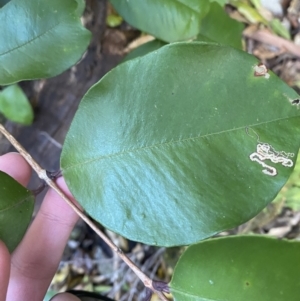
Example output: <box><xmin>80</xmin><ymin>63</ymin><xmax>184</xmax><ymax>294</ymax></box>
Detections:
<box><xmin>63</xmin><ymin>115</ymin><xmax>299</xmax><ymax>171</ymax></box>
<box><xmin>0</xmin><ymin>18</ymin><xmax>67</xmax><ymax>57</ymax></box>
<box><xmin>0</xmin><ymin>195</ymin><xmax>33</xmax><ymax>213</ymax></box>
<box><xmin>171</xmin><ymin>286</ymin><xmax>224</xmax><ymax>301</ymax></box>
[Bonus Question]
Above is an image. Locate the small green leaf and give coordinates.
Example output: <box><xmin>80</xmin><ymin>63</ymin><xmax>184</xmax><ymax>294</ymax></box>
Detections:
<box><xmin>0</xmin><ymin>0</ymin><xmax>91</xmax><ymax>85</ymax></box>
<box><xmin>122</xmin><ymin>39</ymin><xmax>167</xmax><ymax>62</ymax></box>
<box><xmin>233</xmin><ymin>1</ymin><xmax>267</xmax><ymax>24</ymax></box>
<box><xmin>270</xmin><ymin>18</ymin><xmax>291</xmax><ymax>40</ymax></box>
<box><xmin>109</xmin><ymin>0</ymin><xmax>210</xmax><ymax>42</ymax></box>
<box><xmin>0</xmin><ymin>85</ymin><xmax>34</xmax><ymax>125</ymax></box>
<box><xmin>199</xmin><ymin>2</ymin><xmax>244</xmax><ymax>49</ymax></box>
<box><xmin>0</xmin><ymin>171</ymin><xmax>34</xmax><ymax>252</ymax></box>
<box><xmin>171</xmin><ymin>236</ymin><xmax>300</xmax><ymax>301</ymax></box>
<box><xmin>61</xmin><ymin>42</ymin><xmax>300</xmax><ymax>247</ymax></box>
<box><xmin>250</xmin><ymin>0</ymin><xmax>261</xmax><ymax>9</ymax></box>
<box><xmin>106</xmin><ymin>14</ymin><xmax>123</xmax><ymax>28</ymax></box>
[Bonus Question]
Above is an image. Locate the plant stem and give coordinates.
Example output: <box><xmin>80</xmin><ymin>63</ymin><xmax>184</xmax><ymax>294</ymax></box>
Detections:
<box><xmin>0</xmin><ymin>124</ymin><xmax>169</xmax><ymax>301</ymax></box>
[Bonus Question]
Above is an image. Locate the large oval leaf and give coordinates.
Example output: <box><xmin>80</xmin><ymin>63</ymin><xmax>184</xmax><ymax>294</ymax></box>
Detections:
<box><xmin>0</xmin><ymin>0</ymin><xmax>91</xmax><ymax>85</ymax></box>
<box><xmin>109</xmin><ymin>0</ymin><xmax>210</xmax><ymax>43</ymax></box>
<box><xmin>0</xmin><ymin>171</ymin><xmax>34</xmax><ymax>252</ymax></box>
<box><xmin>170</xmin><ymin>236</ymin><xmax>300</xmax><ymax>301</ymax></box>
<box><xmin>61</xmin><ymin>42</ymin><xmax>300</xmax><ymax>246</ymax></box>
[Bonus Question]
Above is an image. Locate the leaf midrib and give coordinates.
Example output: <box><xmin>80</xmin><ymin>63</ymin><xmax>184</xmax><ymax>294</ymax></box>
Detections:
<box><xmin>0</xmin><ymin>15</ymin><xmax>73</xmax><ymax>57</ymax></box>
<box><xmin>63</xmin><ymin>115</ymin><xmax>299</xmax><ymax>171</ymax></box>
<box><xmin>171</xmin><ymin>286</ymin><xmax>223</xmax><ymax>301</ymax></box>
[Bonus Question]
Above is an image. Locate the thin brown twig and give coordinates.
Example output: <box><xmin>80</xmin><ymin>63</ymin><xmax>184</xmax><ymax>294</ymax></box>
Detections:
<box><xmin>0</xmin><ymin>124</ymin><xmax>169</xmax><ymax>301</ymax></box>
<box><xmin>243</xmin><ymin>27</ymin><xmax>300</xmax><ymax>58</ymax></box>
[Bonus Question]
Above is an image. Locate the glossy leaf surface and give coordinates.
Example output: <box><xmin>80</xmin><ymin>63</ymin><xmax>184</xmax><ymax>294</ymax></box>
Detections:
<box><xmin>109</xmin><ymin>0</ymin><xmax>210</xmax><ymax>42</ymax></box>
<box><xmin>0</xmin><ymin>0</ymin><xmax>91</xmax><ymax>85</ymax></box>
<box><xmin>61</xmin><ymin>42</ymin><xmax>300</xmax><ymax>246</ymax></box>
<box><xmin>0</xmin><ymin>171</ymin><xmax>34</xmax><ymax>252</ymax></box>
<box><xmin>171</xmin><ymin>236</ymin><xmax>300</xmax><ymax>301</ymax></box>
<box><xmin>0</xmin><ymin>84</ymin><xmax>33</xmax><ymax>125</ymax></box>
<box><xmin>199</xmin><ymin>2</ymin><xmax>244</xmax><ymax>49</ymax></box>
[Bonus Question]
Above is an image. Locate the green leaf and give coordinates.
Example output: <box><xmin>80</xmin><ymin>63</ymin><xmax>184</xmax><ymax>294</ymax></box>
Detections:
<box><xmin>198</xmin><ymin>2</ymin><xmax>244</xmax><ymax>49</ymax></box>
<box><xmin>106</xmin><ymin>14</ymin><xmax>123</xmax><ymax>28</ymax></box>
<box><xmin>250</xmin><ymin>0</ymin><xmax>261</xmax><ymax>9</ymax></box>
<box><xmin>0</xmin><ymin>0</ymin><xmax>91</xmax><ymax>85</ymax></box>
<box><xmin>270</xmin><ymin>18</ymin><xmax>291</xmax><ymax>40</ymax></box>
<box><xmin>0</xmin><ymin>0</ymin><xmax>9</xmax><ymax>8</ymax></box>
<box><xmin>109</xmin><ymin>0</ymin><xmax>210</xmax><ymax>42</ymax></box>
<box><xmin>122</xmin><ymin>39</ymin><xmax>167</xmax><ymax>62</ymax></box>
<box><xmin>233</xmin><ymin>1</ymin><xmax>268</xmax><ymax>24</ymax></box>
<box><xmin>209</xmin><ymin>0</ymin><xmax>228</xmax><ymax>6</ymax></box>
<box><xmin>61</xmin><ymin>42</ymin><xmax>300</xmax><ymax>247</ymax></box>
<box><xmin>194</xmin><ymin>34</ymin><xmax>216</xmax><ymax>43</ymax></box>
<box><xmin>171</xmin><ymin>236</ymin><xmax>300</xmax><ymax>301</ymax></box>
<box><xmin>0</xmin><ymin>84</ymin><xmax>34</xmax><ymax>125</ymax></box>
<box><xmin>0</xmin><ymin>171</ymin><xmax>34</xmax><ymax>252</ymax></box>
<box><xmin>74</xmin><ymin>0</ymin><xmax>85</xmax><ymax>17</ymax></box>
<box><xmin>43</xmin><ymin>290</ymin><xmax>57</xmax><ymax>301</ymax></box>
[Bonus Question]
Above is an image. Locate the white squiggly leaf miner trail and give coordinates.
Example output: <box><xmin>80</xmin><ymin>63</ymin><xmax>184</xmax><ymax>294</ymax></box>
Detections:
<box><xmin>249</xmin><ymin>144</ymin><xmax>294</xmax><ymax>176</ymax></box>
<box><xmin>246</xmin><ymin>128</ymin><xmax>295</xmax><ymax>177</ymax></box>
<box><xmin>249</xmin><ymin>152</ymin><xmax>277</xmax><ymax>176</ymax></box>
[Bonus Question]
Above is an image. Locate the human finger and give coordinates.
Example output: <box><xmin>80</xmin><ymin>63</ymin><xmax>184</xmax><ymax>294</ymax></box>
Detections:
<box><xmin>0</xmin><ymin>153</ymin><xmax>31</xmax><ymax>300</ymax></box>
<box><xmin>0</xmin><ymin>241</ymin><xmax>10</xmax><ymax>301</ymax></box>
<box><xmin>6</xmin><ymin>176</ymin><xmax>80</xmax><ymax>301</ymax></box>
<box><xmin>0</xmin><ymin>152</ymin><xmax>32</xmax><ymax>186</ymax></box>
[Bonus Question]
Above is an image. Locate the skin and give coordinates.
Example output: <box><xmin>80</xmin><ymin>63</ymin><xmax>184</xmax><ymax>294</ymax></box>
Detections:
<box><xmin>0</xmin><ymin>153</ymin><xmax>81</xmax><ymax>301</ymax></box>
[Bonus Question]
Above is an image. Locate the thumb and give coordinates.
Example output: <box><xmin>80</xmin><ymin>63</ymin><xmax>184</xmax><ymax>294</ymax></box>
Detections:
<box><xmin>0</xmin><ymin>240</ymin><xmax>10</xmax><ymax>301</ymax></box>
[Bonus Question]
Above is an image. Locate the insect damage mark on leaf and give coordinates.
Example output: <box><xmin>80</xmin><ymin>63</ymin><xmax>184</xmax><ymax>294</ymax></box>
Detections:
<box><xmin>246</xmin><ymin>128</ymin><xmax>294</xmax><ymax>177</ymax></box>
<box><xmin>254</xmin><ymin>63</ymin><xmax>270</xmax><ymax>79</ymax></box>
<box><xmin>285</xmin><ymin>95</ymin><xmax>300</xmax><ymax>106</ymax></box>
<box><xmin>249</xmin><ymin>143</ymin><xmax>294</xmax><ymax>176</ymax></box>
